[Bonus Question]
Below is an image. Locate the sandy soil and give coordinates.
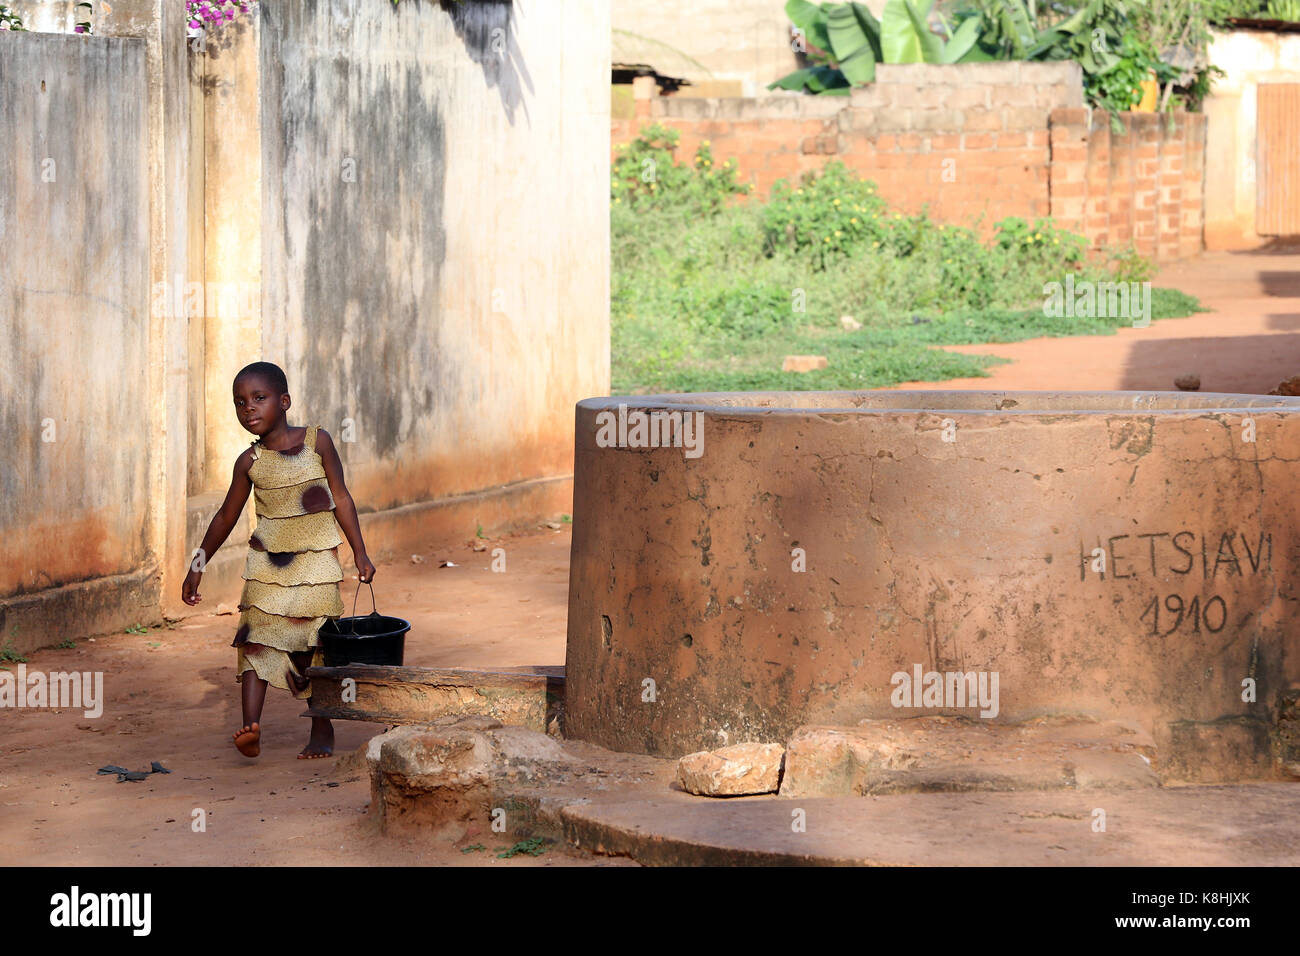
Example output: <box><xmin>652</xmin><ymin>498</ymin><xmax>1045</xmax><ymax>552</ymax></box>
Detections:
<box><xmin>4</xmin><ymin>250</ymin><xmax>1295</xmax><ymax>867</ymax></box>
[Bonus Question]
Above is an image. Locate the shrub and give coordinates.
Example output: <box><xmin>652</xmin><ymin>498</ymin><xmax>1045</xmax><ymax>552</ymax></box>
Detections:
<box><xmin>611</xmin><ymin>124</ymin><xmax>750</xmax><ymax>217</ymax></box>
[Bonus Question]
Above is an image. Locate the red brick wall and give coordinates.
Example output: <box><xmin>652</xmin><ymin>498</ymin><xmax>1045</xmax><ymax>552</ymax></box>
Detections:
<box><xmin>1046</xmin><ymin>110</ymin><xmax>1206</xmax><ymax>260</ymax></box>
<box><xmin>611</xmin><ymin>64</ymin><xmax>1206</xmax><ymax>260</ymax></box>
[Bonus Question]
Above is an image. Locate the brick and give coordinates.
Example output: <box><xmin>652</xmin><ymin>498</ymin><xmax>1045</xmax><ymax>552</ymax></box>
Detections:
<box><xmin>962</xmin><ymin>132</ymin><xmax>995</xmax><ymax>149</ymax></box>
<box><xmin>1002</xmin><ymin>106</ymin><xmax>1045</xmax><ymax>129</ymax></box>
<box><xmin>1052</xmin><ymin>180</ymin><xmax>1087</xmax><ymax>198</ymax></box>
<box><xmin>931</xmin><ymin>134</ymin><xmax>962</xmax><ymax>149</ymax></box>
<box><xmin>898</xmin><ymin>132</ymin><xmax>925</xmax><ymax>150</ymax></box>
<box><xmin>912</xmin><ymin>108</ymin><xmax>966</xmax><ymax>131</ymax></box>
<box><xmin>964</xmin><ymin>111</ymin><xmax>1002</xmax><ymax>131</ymax></box>
<box><xmin>1052</xmin><ymin>145</ymin><xmax>1088</xmax><ymax>163</ymax></box>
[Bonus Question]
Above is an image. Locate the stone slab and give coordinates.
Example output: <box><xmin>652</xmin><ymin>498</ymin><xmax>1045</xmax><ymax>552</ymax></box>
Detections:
<box><xmin>780</xmin><ymin>716</ymin><xmax>1159</xmax><ymax>797</ymax></box>
<box><xmin>302</xmin><ymin>664</ymin><xmax>564</xmax><ymax>734</ymax></box>
<box><xmin>560</xmin><ymin>784</ymin><xmax>1300</xmax><ymax>866</ymax></box>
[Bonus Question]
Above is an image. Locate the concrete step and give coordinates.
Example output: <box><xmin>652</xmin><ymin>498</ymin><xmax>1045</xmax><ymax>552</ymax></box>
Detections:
<box><xmin>557</xmin><ymin>784</ymin><xmax>1300</xmax><ymax>866</ymax></box>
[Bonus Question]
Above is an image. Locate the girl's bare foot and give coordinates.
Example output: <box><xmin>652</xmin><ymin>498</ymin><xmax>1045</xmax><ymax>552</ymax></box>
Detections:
<box><xmin>298</xmin><ymin>717</ymin><xmax>334</xmax><ymax>759</ymax></box>
<box><xmin>233</xmin><ymin>722</ymin><xmax>261</xmax><ymax>757</ymax></box>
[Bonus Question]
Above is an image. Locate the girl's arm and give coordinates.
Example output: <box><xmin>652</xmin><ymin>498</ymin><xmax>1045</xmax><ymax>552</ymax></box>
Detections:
<box><xmin>181</xmin><ymin>449</ymin><xmax>254</xmax><ymax>605</ymax></box>
<box><xmin>316</xmin><ymin>428</ymin><xmax>375</xmax><ymax>582</ymax></box>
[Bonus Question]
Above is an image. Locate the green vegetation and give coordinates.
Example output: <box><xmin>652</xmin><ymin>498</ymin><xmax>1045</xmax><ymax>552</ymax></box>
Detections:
<box><xmin>0</xmin><ymin>638</ymin><xmax>26</xmax><ymax>664</ymax></box>
<box><xmin>496</xmin><ymin>837</ymin><xmax>549</xmax><ymax>858</ymax></box>
<box><xmin>773</xmin><ymin>0</ymin><xmax>1226</xmax><ymax>118</ymax></box>
<box><xmin>1207</xmin><ymin>0</ymin><xmax>1300</xmax><ymax>22</ymax></box>
<box><xmin>612</xmin><ymin>126</ymin><xmax>1205</xmax><ymax>395</ymax></box>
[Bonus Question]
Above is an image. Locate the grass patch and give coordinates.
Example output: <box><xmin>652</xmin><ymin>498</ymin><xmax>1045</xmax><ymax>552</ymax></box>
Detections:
<box><xmin>611</xmin><ymin>131</ymin><xmax>1207</xmax><ymax>395</ymax></box>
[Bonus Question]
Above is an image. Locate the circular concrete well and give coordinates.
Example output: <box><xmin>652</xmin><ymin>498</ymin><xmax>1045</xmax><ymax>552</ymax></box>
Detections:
<box><xmin>564</xmin><ymin>390</ymin><xmax>1300</xmax><ymax>781</ymax></box>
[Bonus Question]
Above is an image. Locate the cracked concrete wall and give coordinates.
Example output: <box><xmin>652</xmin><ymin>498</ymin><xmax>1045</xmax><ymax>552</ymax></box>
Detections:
<box><xmin>565</xmin><ymin>390</ymin><xmax>1300</xmax><ymax>782</ymax></box>
<box><xmin>245</xmin><ymin>0</ymin><xmax>611</xmax><ymax>567</ymax></box>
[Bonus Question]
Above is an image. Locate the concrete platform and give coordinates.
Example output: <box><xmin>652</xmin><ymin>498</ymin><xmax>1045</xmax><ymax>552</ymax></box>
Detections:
<box><xmin>557</xmin><ymin>784</ymin><xmax>1300</xmax><ymax>866</ymax></box>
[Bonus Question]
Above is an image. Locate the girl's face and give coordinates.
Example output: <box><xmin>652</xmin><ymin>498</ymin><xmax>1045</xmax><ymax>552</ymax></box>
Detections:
<box><xmin>233</xmin><ymin>376</ymin><xmax>288</xmax><ymax>436</ymax></box>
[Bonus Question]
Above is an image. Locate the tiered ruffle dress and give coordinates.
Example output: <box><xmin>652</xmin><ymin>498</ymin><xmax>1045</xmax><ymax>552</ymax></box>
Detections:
<box><xmin>232</xmin><ymin>424</ymin><xmax>345</xmax><ymax>699</ymax></box>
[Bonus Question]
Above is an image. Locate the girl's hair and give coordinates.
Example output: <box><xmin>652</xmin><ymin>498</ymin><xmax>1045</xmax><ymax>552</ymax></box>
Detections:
<box><xmin>235</xmin><ymin>361</ymin><xmax>288</xmax><ymax>395</ymax></box>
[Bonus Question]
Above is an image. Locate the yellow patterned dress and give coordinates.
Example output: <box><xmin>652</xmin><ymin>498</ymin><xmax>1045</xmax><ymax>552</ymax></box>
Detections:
<box><xmin>232</xmin><ymin>423</ymin><xmax>345</xmax><ymax>699</ymax></box>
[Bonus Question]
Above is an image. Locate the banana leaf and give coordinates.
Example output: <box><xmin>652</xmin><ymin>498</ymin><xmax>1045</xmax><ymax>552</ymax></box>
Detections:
<box><xmin>785</xmin><ymin>0</ymin><xmax>832</xmax><ymax>56</ymax></box>
<box><xmin>826</xmin><ymin>1</ymin><xmax>882</xmax><ymax>84</ymax></box>
<box><xmin>941</xmin><ymin>14</ymin><xmax>983</xmax><ymax>63</ymax></box>
<box><xmin>882</xmin><ymin>0</ymin><xmax>941</xmax><ymax>63</ymax></box>
<box><xmin>767</xmin><ymin>65</ymin><xmax>852</xmax><ymax>93</ymax></box>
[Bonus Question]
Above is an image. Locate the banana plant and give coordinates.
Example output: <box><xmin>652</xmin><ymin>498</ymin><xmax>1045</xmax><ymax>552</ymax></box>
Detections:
<box><xmin>771</xmin><ymin>0</ymin><xmax>984</xmax><ymax>95</ymax></box>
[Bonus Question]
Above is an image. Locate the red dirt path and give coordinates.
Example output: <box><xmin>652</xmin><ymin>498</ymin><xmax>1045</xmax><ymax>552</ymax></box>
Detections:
<box><xmin>893</xmin><ymin>250</ymin><xmax>1300</xmax><ymax>394</ymax></box>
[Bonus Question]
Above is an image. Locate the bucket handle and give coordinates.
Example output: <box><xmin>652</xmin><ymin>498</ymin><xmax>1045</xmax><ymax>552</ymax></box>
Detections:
<box><xmin>343</xmin><ymin>579</ymin><xmax>382</xmax><ymax>635</ymax></box>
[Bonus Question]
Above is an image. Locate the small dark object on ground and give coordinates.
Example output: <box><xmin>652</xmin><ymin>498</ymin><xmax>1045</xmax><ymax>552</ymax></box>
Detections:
<box><xmin>99</xmin><ymin>761</ymin><xmax>172</xmax><ymax>782</ymax></box>
<box><xmin>1268</xmin><ymin>375</ymin><xmax>1300</xmax><ymax>396</ymax></box>
<box><xmin>1174</xmin><ymin>373</ymin><xmax>1201</xmax><ymax>391</ymax></box>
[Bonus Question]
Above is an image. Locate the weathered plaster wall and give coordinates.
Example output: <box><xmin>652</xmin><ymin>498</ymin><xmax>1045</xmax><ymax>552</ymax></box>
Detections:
<box><xmin>2</xmin><ymin>0</ymin><xmax>611</xmax><ymax>645</ymax></box>
<box><xmin>0</xmin><ymin>31</ymin><xmax>152</xmax><ymax>636</ymax></box>
<box><xmin>1204</xmin><ymin>28</ymin><xmax>1300</xmax><ymax>249</ymax></box>
<box><xmin>253</xmin><ymin>0</ymin><xmax>610</xmax><ymax>563</ymax></box>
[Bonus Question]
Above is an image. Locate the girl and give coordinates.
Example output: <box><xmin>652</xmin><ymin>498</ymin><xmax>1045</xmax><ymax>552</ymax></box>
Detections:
<box><xmin>181</xmin><ymin>361</ymin><xmax>376</xmax><ymax>759</ymax></box>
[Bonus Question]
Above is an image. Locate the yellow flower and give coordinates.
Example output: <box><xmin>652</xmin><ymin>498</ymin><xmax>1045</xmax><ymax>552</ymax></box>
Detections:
<box><xmin>1053</xmin><ymin>238</ymin><xmax>1059</xmax><ymax>244</ymax></box>
<box><xmin>850</xmin><ymin>217</ymin><xmax>858</xmax><ymax>224</ymax></box>
<box><xmin>872</xmin><ymin>241</ymin><xmax>880</xmax><ymax>247</ymax></box>
<box><xmin>834</xmin><ymin>230</ymin><xmax>842</xmax><ymax>237</ymax></box>
<box><xmin>796</xmin><ymin>188</ymin><xmax>803</xmax><ymax>195</ymax></box>
<box><xmin>1034</xmin><ymin>232</ymin><xmax>1042</xmax><ymax>239</ymax></box>
<box><xmin>833</xmin><ymin>198</ymin><xmax>841</xmax><ymax>205</ymax></box>
<box><xmin>701</xmin><ymin>139</ymin><xmax>710</xmax><ymax>146</ymax></box>
<box><xmin>824</xmin><ymin>237</ymin><xmax>831</xmax><ymax>243</ymax></box>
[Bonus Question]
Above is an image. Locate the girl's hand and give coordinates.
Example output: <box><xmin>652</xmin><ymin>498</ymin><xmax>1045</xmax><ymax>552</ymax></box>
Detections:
<box><xmin>357</xmin><ymin>555</ymin><xmax>376</xmax><ymax>583</ymax></box>
<box><xmin>181</xmin><ymin>569</ymin><xmax>203</xmax><ymax>605</ymax></box>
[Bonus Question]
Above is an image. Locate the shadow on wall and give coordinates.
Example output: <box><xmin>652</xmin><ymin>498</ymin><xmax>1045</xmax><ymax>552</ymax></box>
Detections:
<box><xmin>436</xmin><ymin>0</ymin><xmax>532</xmax><ymax>125</ymax></box>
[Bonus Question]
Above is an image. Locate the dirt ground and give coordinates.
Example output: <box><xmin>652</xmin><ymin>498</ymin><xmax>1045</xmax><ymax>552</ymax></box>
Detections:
<box><xmin>894</xmin><ymin>250</ymin><xmax>1300</xmax><ymax>394</ymax></box>
<box><xmin>4</xmin><ymin>249</ymin><xmax>1297</xmax><ymax>867</ymax></box>
<box><xmin>0</xmin><ymin>527</ymin><xmax>595</xmax><ymax>867</ymax></box>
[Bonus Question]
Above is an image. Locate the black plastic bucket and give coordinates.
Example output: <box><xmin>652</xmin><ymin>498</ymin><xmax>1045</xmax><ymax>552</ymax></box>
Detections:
<box><xmin>318</xmin><ymin>581</ymin><xmax>409</xmax><ymax>667</ymax></box>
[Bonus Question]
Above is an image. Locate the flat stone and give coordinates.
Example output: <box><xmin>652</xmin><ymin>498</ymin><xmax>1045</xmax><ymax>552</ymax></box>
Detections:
<box><xmin>368</xmin><ymin>716</ymin><xmax>618</xmax><ymax>840</ymax></box>
<box><xmin>781</xmin><ymin>355</ymin><xmax>828</xmax><ymax>372</ymax></box>
<box><xmin>677</xmin><ymin>743</ymin><xmax>784</xmax><ymax>796</ymax></box>
<box><xmin>779</xmin><ymin>716</ymin><xmax>1158</xmax><ymax>797</ymax></box>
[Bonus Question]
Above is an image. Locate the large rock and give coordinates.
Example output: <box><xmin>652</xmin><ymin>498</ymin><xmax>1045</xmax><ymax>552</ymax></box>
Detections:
<box><xmin>368</xmin><ymin>715</ymin><xmax>580</xmax><ymax>839</ymax></box>
<box><xmin>779</xmin><ymin>717</ymin><xmax>1159</xmax><ymax>797</ymax></box>
<box><xmin>676</xmin><ymin>742</ymin><xmax>785</xmax><ymax>796</ymax></box>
